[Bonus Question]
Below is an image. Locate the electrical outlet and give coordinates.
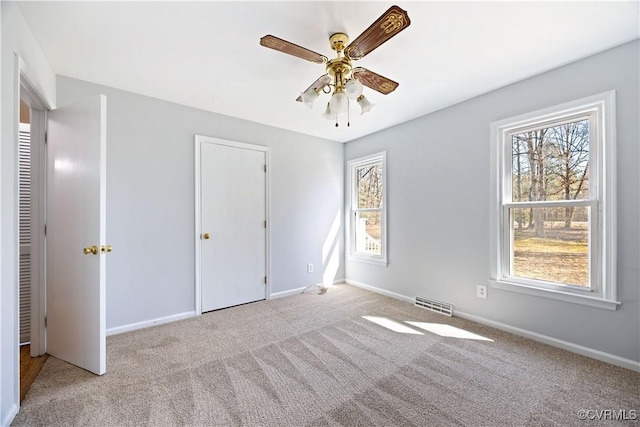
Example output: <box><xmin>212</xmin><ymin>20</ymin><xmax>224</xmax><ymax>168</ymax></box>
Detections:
<box><xmin>477</xmin><ymin>284</ymin><xmax>487</xmax><ymax>299</ymax></box>
<box><xmin>307</xmin><ymin>264</ymin><xmax>313</xmax><ymax>273</ymax></box>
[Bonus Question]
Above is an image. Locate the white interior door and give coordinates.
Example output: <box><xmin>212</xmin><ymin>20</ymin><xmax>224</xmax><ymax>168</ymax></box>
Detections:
<box><xmin>46</xmin><ymin>95</ymin><xmax>107</xmax><ymax>375</ymax></box>
<box><xmin>200</xmin><ymin>140</ymin><xmax>267</xmax><ymax>312</ymax></box>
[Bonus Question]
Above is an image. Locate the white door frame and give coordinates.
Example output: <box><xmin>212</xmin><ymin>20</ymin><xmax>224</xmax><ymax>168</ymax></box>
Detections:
<box><xmin>194</xmin><ymin>135</ymin><xmax>271</xmax><ymax>316</ymax></box>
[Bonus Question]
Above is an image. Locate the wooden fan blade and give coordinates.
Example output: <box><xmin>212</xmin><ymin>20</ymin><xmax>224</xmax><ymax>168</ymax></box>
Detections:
<box><xmin>296</xmin><ymin>74</ymin><xmax>332</xmax><ymax>102</ymax></box>
<box><xmin>345</xmin><ymin>5</ymin><xmax>411</xmax><ymax>60</ymax></box>
<box><xmin>352</xmin><ymin>68</ymin><xmax>399</xmax><ymax>95</ymax></box>
<box><xmin>260</xmin><ymin>35</ymin><xmax>327</xmax><ymax>64</ymax></box>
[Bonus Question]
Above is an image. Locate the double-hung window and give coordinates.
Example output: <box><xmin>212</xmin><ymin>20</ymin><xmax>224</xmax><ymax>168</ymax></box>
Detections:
<box><xmin>490</xmin><ymin>92</ymin><xmax>618</xmax><ymax>310</ymax></box>
<box><xmin>347</xmin><ymin>152</ymin><xmax>387</xmax><ymax>265</ymax></box>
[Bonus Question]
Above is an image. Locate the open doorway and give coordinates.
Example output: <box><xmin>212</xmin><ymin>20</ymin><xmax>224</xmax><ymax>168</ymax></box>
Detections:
<box><xmin>18</xmin><ymin>86</ymin><xmax>48</xmax><ymax>403</ymax></box>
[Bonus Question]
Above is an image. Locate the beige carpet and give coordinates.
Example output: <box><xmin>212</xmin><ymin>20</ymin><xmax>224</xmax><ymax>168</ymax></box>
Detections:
<box><xmin>13</xmin><ymin>284</ymin><xmax>639</xmax><ymax>426</ymax></box>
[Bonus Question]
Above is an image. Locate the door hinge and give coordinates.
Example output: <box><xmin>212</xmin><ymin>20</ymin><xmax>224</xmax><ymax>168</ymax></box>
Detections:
<box><xmin>44</xmin><ymin>316</ymin><xmax>47</xmax><ymax>328</ymax></box>
<box><xmin>264</xmin><ymin>276</ymin><xmax>267</xmax><ymax>284</ymax></box>
<box><xmin>44</xmin><ymin>224</ymin><xmax>47</xmax><ymax>236</ymax></box>
<box><xmin>264</xmin><ymin>165</ymin><xmax>267</xmax><ymax>173</ymax></box>
<box><xmin>264</xmin><ymin>220</ymin><xmax>267</xmax><ymax>228</ymax></box>
<box><xmin>44</xmin><ymin>132</ymin><xmax>48</xmax><ymax>144</ymax></box>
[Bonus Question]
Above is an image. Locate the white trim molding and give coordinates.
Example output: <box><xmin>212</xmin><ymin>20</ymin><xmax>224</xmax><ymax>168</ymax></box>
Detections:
<box><xmin>106</xmin><ymin>311</ymin><xmax>196</xmax><ymax>336</ymax></box>
<box><xmin>345</xmin><ymin>279</ymin><xmax>638</xmax><ymax>372</ymax></box>
<box><xmin>271</xmin><ymin>279</ymin><xmax>346</xmax><ymax>299</ymax></box>
<box><xmin>2</xmin><ymin>405</ymin><xmax>19</xmax><ymax>427</ymax></box>
<box><xmin>270</xmin><ymin>287</ymin><xmax>308</xmax><ymax>299</ymax></box>
<box><xmin>455</xmin><ymin>311</ymin><xmax>639</xmax><ymax>372</ymax></box>
<box><xmin>345</xmin><ymin>279</ymin><xmax>413</xmax><ymax>304</ymax></box>
<box><xmin>490</xmin><ymin>280</ymin><xmax>620</xmax><ymax>311</ymax></box>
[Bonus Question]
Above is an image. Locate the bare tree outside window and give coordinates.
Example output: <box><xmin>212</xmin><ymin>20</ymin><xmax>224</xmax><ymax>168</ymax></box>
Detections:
<box><xmin>358</xmin><ymin>165</ymin><xmax>383</xmax><ymax>209</ymax></box>
<box><xmin>510</xmin><ymin>119</ymin><xmax>590</xmax><ymax>287</ymax></box>
<box><xmin>547</xmin><ymin>121</ymin><xmax>590</xmax><ymax>228</ymax></box>
<box><xmin>348</xmin><ymin>152</ymin><xmax>387</xmax><ymax>263</ymax></box>
<box><xmin>355</xmin><ymin>164</ymin><xmax>383</xmax><ymax>255</ymax></box>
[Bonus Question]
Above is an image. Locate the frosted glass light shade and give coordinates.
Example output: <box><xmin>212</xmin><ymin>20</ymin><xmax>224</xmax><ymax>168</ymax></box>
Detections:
<box><xmin>345</xmin><ymin>79</ymin><xmax>364</xmax><ymax>100</ymax></box>
<box><xmin>322</xmin><ymin>103</ymin><xmax>334</xmax><ymax>120</ymax></box>
<box><xmin>301</xmin><ymin>88</ymin><xmax>319</xmax><ymax>108</ymax></box>
<box><xmin>329</xmin><ymin>92</ymin><xmax>349</xmax><ymax>115</ymax></box>
<box><xmin>357</xmin><ymin>95</ymin><xmax>374</xmax><ymax>115</ymax></box>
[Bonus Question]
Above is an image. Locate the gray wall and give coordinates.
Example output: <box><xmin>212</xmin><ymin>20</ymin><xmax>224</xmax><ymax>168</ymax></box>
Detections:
<box><xmin>344</xmin><ymin>40</ymin><xmax>639</xmax><ymax>362</ymax></box>
<box><xmin>57</xmin><ymin>76</ymin><xmax>345</xmax><ymax>330</ymax></box>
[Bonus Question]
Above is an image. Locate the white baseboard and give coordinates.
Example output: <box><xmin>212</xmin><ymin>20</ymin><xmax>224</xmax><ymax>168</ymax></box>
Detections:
<box><xmin>270</xmin><ymin>287</ymin><xmax>308</xmax><ymax>299</ymax></box>
<box><xmin>2</xmin><ymin>403</ymin><xmax>18</xmax><ymax>427</ymax></box>
<box><xmin>345</xmin><ymin>279</ymin><xmax>414</xmax><ymax>303</ymax></box>
<box><xmin>106</xmin><ymin>311</ymin><xmax>196</xmax><ymax>336</ymax></box>
<box><xmin>345</xmin><ymin>278</ymin><xmax>640</xmax><ymax>372</ymax></box>
<box><xmin>271</xmin><ymin>279</ymin><xmax>346</xmax><ymax>299</ymax></box>
<box><xmin>455</xmin><ymin>311</ymin><xmax>640</xmax><ymax>372</ymax></box>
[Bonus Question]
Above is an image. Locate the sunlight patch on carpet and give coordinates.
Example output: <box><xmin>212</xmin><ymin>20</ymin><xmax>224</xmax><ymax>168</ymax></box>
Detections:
<box><xmin>405</xmin><ymin>322</ymin><xmax>493</xmax><ymax>341</ymax></box>
<box><xmin>362</xmin><ymin>316</ymin><xmax>423</xmax><ymax>335</ymax></box>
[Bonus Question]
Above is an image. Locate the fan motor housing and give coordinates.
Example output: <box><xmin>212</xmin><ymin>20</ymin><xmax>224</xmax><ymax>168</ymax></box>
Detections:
<box><xmin>326</xmin><ymin>57</ymin><xmax>352</xmax><ymax>78</ymax></box>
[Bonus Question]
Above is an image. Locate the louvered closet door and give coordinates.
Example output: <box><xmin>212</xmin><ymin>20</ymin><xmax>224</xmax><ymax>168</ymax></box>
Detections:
<box><xmin>19</xmin><ymin>123</ymin><xmax>31</xmax><ymax>344</ymax></box>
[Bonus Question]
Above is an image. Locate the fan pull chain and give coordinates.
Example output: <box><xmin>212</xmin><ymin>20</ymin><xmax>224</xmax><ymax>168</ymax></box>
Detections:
<box><xmin>335</xmin><ymin>116</ymin><xmax>338</xmax><ymax>127</ymax></box>
<box><xmin>347</xmin><ymin>99</ymin><xmax>351</xmax><ymax>127</ymax></box>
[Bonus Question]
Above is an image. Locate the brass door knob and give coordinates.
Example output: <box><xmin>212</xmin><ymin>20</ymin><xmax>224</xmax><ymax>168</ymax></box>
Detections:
<box><xmin>203</xmin><ymin>233</ymin><xmax>211</xmax><ymax>240</ymax></box>
<box><xmin>101</xmin><ymin>245</ymin><xmax>113</xmax><ymax>253</ymax></box>
<box><xmin>83</xmin><ymin>245</ymin><xmax>99</xmax><ymax>255</ymax></box>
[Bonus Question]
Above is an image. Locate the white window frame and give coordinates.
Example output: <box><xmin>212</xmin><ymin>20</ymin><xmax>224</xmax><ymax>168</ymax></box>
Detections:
<box><xmin>347</xmin><ymin>152</ymin><xmax>388</xmax><ymax>266</ymax></box>
<box><xmin>489</xmin><ymin>91</ymin><xmax>619</xmax><ymax>310</ymax></box>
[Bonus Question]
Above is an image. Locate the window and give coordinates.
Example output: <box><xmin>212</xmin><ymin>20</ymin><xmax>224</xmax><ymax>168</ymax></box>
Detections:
<box><xmin>347</xmin><ymin>152</ymin><xmax>387</xmax><ymax>265</ymax></box>
<box><xmin>490</xmin><ymin>92</ymin><xmax>618</xmax><ymax>310</ymax></box>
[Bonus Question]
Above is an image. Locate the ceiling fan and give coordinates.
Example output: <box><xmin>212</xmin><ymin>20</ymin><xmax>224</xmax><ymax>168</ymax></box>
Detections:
<box><xmin>259</xmin><ymin>5</ymin><xmax>411</xmax><ymax>126</ymax></box>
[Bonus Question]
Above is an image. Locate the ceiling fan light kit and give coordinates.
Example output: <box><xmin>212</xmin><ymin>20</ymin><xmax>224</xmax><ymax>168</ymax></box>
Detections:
<box><xmin>357</xmin><ymin>94</ymin><xmax>374</xmax><ymax>115</ymax></box>
<box><xmin>259</xmin><ymin>5</ymin><xmax>410</xmax><ymax>127</ymax></box>
<box><xmin>329</xmin><ymin>91</ymin><xmax>349</xmax><ymax>115</ymax></box>
<box><xmin>322</xmin><ymin>103</ymin><xmax>334</xmax><ymax>120</ymax></box>
<box><xmin>301</xmin><ymin>87</ymin><xmax>319</xmax><ymax>108</ymax></box>
<box><xmin>345</xmin><ymin>79</ymin><xmax>364</xmax><ymax>100</ymax></box>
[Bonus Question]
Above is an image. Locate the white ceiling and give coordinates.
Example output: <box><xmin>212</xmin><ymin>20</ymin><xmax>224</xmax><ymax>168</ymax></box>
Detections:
<box><xmin>16</xmin><ymin>1</ymin><xmax>640</xmax><ymax>143</ymax></box>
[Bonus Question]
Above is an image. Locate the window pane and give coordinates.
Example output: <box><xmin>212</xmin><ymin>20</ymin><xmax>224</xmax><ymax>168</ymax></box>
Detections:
<box><xmin>357</xmin><ymin>164</ymin><xmax>383</xmax><ymax>209</ymax></box>
<box><xmin>510</xmin><ymin>206</ymin><xmax>589</xmax><ymax>287</ymax></box>
<box><xmin>355</xmin><ymin>211</ymin><xmax>382</xmax><ymax>255</ymax></box>
<box><xmin>511</xmin><ymin>119</ymin><xmax>590</xmax><ymax>202</ymax></box>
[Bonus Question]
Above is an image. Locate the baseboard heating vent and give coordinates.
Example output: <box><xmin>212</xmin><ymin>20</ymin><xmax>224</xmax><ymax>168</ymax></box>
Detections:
<box><xmin>415</xmin><ymin>296</ymin><xmax>453</xmax><ymax>317</ymax></box>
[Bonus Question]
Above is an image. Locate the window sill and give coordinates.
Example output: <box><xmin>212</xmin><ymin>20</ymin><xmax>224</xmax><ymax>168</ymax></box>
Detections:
<box><xmin>489</xmin><ymin>280</ymin><xmax>620</xmax><ymax>311</ymax></box>
<box><xmin>347</xmin><ymin>255</ymin><xmax>388</xmax><ymax>267</ymax></box>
